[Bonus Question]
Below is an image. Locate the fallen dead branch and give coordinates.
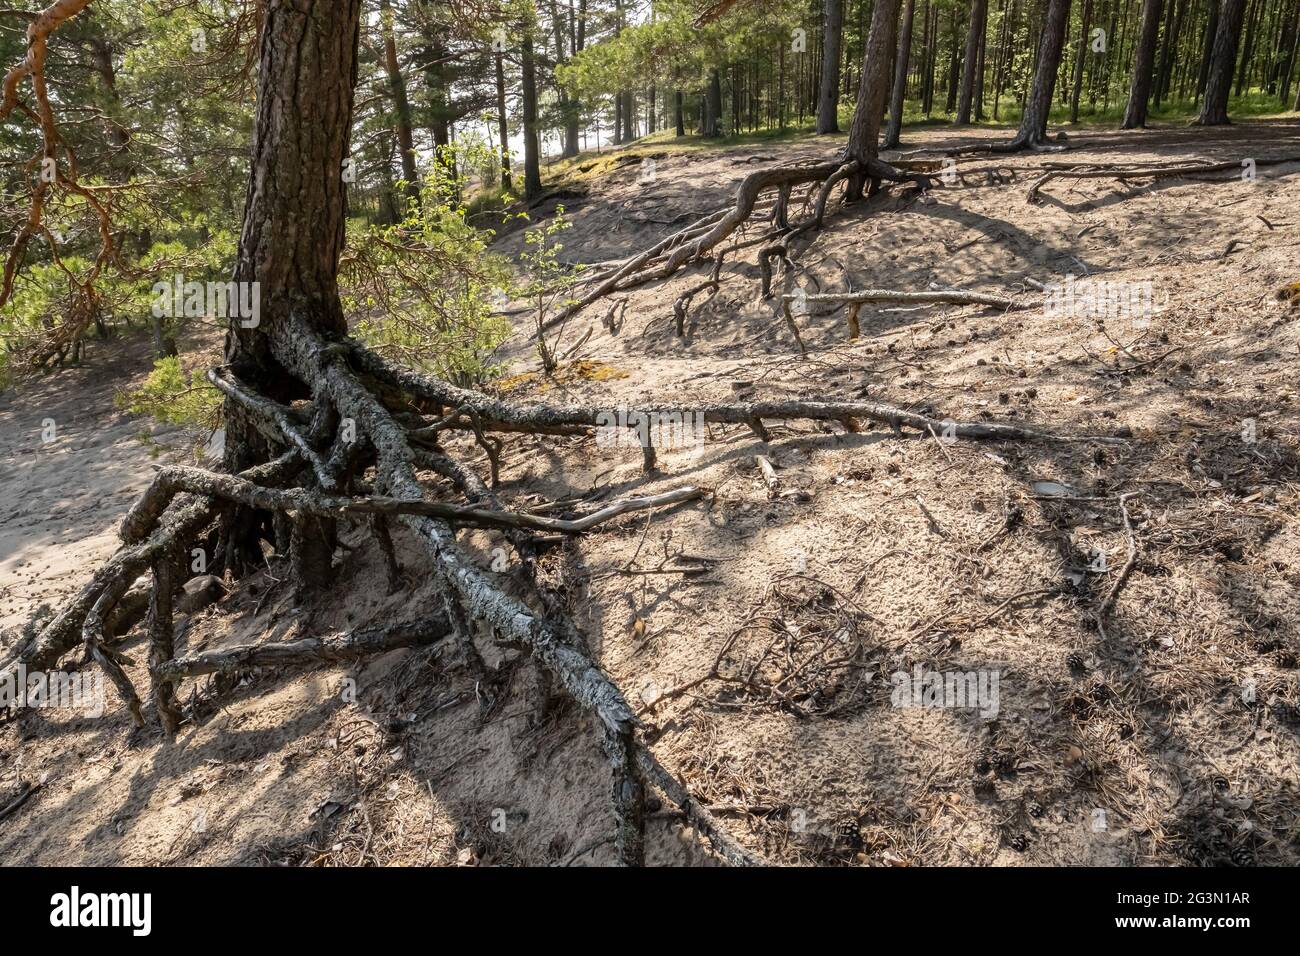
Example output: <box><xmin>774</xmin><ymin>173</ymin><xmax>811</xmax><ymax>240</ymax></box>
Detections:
<box><xmin>0</xmin><ymin>781</ymin><xmax>41</xmax><ymax>823</ymax></box>
<box><xmin>155</xmin><ymin>619</ymin><xmax>449</xmax><ymax>682</ymax></box>
<box><xmin>782</xmin><ymin>287</ymin><xmax>1035</xmax><ymax>339</ymax></box>
<box><xmin>1095</xmin><ymin>492</ymin><xmax>1140</xmax><ymax>631</ymax></box>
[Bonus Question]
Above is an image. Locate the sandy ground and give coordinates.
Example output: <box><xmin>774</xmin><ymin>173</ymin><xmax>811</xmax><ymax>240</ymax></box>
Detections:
<box><xmin>2</xmin><ymin>117</ymin><xmax>1299</xmax><ymax>866</ymax></box>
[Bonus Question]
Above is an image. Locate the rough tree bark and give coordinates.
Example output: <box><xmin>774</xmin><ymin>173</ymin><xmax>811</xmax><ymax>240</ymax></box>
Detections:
<box><xmin>521</xmin><ymin>32</ymin><xmax>543</xmax><ymax>199</ymax></box>
<box><xmin>956</xmin><ymin>0</ymin><xmax>988</xmax><ymax>123</ymax></box>
<box><xmin>843</xmin><ymin>0</ymin><xmax>902</xmax><ymax>194</ymax></box>
<box><xmin>817</xmin><ymin>0</ymin><xmax>845</xmax><ymax>133</ymax></box>
<box><xmin>704</xmin><ymin>69</ymin><xmax>724</xmax><ymax>136</ymax></box>
<box><xmin>1198</xmin><ymin>0</ymin><xmax>1247</xmax><ymax>122</ymax></box>
<box><xmin>1002</xmin><ymin>0</ymin><xmax>1072</xmax><ymax>148</ymax></box>
<box><xmin>223</xmin><ymin>0</ymin><xmax>362</xmax><ymax>586</ymax></box>
<box><xmin>1122</xmin><ymin>0</ymin><xmax>1164</xmax><ymax>128</ymax></box>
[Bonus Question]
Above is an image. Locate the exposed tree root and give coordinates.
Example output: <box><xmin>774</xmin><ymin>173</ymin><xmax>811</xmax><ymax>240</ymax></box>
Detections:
<box><xmin>0</xmin><ymin>454</ymin><xmax>300</xmax><ymax>678</ymax></box>
<box><xmin>125</xmin><ymin>466</ymin><xmax>707</xmax><ymax>538</ymax></box>
<box><xmin>782</xmin><ymin>288</ymin><xmax>1036</xmax><ymax>339</ymax></box>
<box><xmin>347</xmin><ymin>338</ymin><xmax>1122</xmax><ymax>448</ymax></box>
<box><xmin>540</xmin><ymin>153</ymin><xmax>933</xmax><ymax>334</ymax></box>
<box><xmin>11</xmin><ymin>301</ymin><xmax>1129</xmax><ymax>865</ymax></box>
<box><xmin>948</xmin><ymin>135</ymin><xmax>1072</xmax><ymax>157</ymax></box>
<box><xmin>673</xmin><ymin>255</ymin><xmax>726</xmax><ymax>336</ymax></box>
<box><xmin>1026</xmin><ymin>155</ymin><xmax>1300</xmax><ymax>202</ymax></box>
<box><xmin>155</xmin><ymin>619</ymin><xmax>449</xmax><ymax>682</ymax></box>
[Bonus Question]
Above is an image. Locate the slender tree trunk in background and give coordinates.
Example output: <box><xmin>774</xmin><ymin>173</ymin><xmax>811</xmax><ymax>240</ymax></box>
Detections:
<box><xmin>732</xmin><ymin>63</ymin><xmax>743</xmax><ymax>132</ymax></box>
<box><xmin>778</xmin><ymin>45</ymin><xmax>787</xmax><ymax>129</ymax></box>
<box><xmin>992</xmin><ymin>0</ymin><xmax>1013</xmax><ymax>119</ymax></box>
<box><xmin>1070</xmin><ymin>0</ymin><xmax>1092</xmax><ymax>121</ymax></box>
<box><xmin>1198</xmin><ymin>0</ymin><xmax>1221</xmax><ymax>97</ymax></box>
<box><xmin>675</xmin><ymin>89</ymin><xmax>685</xmax><ymax>135</ymax></box>
<box><xmin>521</xmin><ymin>34</ymin><xmax>543</xmax><ymax>199</ymax></box>
<box><xmin>1008</xmin><ymin>0</ymin><xmax>1072</xmax><ymax>147</ymax></box>
<box><xmin>87</xmin><ymin>37</ymin><xmax>131</xmax><ymax>155</ymax></box>
<box><xmin>420</xmin><ymin>24</ymin><xmax>455</xmax><ymax>181</ymax></box>
<box><xmin>974</xmin><ymin>13</ymin><xmax>988</xmax><ymax>118</ymax></box>
<box><xmin>1123</xmin><ymin>0</ymin><xmax>1164</xmax><ymax>127</ymax></box>
<box><xmin>1199</xmin><ymin>0</ymin><xmax>1247</xmax><ymax>122</ymax></box>
<box><xmin>150</xmin><ymin>314</ymin><xmax>178</xmax><ymax>359</ymax></box>
<box><xmin>495</xmin><ymin>51</ymin><xmax>512</xmax><ymax>191</ymax></box>
<box><xmin>945</xmin><ymin>10</ymin><xmax>961</xmax><ymax>112</ymax></box>
<box><xmin>1153</xmin><ymin>0</ymin><xmax>1177</xmax><ymax>108</ymax></box>
<box><xmin>615</xmin><ymin>0</ymin><xmax>631</xmax><ymax>143</ymax></box>
<box><xmin>1100</xmin><ymin>1</ymin><xmax>1117</xmax><ymax>110</ymax></box>
<box><xmin>844</xmin><ymin>0</ymin><xmax>902</xmax><ymax>196</ymax></box>
<box><xmin>224</xmin><ymin>0</ymin><xmax>363</xmax><ymax>576</ymax></box>
<box><xmin>380</xmin><ymin>0</ymin><xmax>419</xmax><ymax>205</ymax></box>
<box><xmin>1155</xmin><ymin>0</ymin><xmax>1188</xmax><ymax>105</ymax></box>
<box><xmin>551</xmin><ymin>0</ymin><xmax>580</xmax><ymax>158</ymax></box>
<box><xmin>623</xmin><ymin>91</ymin><xmax>636</xmax><ymax>140</ymax></box>
<box><xmin>957</xmin><ymin>0</ymin><xmax>988</xmax><ymax>122</ymax></box>
<box><xmin>922</xmin><ymin>0</ymin><xmax>937</xmax><ymax>115</ymax></box>
<box><xmin>1283</xmin><ymin>0</ymin><xmax>1300</xmax><ymax>103</ymax></box>
<box><xmin>704</xmin><ymin>69</ymin><xmax>724</xmax><ymax>135</ymax></box>
<box><xmin>1234</xmin><ymin>0</ymin><xmax>1258</xmax><ymax>95</ymax></box>
<box><xmin>885</xmin><ymin>0</ymin><xmax>917</xmax><ymax>147</ymax></box>
<box><xmin>818</xmin><ymin>0</ymin><xmax>845</xmax><ymax>132</ymax></box>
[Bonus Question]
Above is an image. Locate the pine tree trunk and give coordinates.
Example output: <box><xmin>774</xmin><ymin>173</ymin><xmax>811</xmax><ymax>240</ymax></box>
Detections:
<box><xmin>945</xmin><ymin>10</ymin><xmax>961</xmax><ymax>112</ymax></box>
<box><xmin>551</xmin><ymin>0</ymin><xmax>580</xmax><ymax>158</ymax></box>
<box><xmin>1199</xmin><ymin>0</ymin><xmax>1221</xmax><ymax>98</ymax></box>
<box><xmin>522</xmin><ymin>34</ymin><xmax>543</xmax><ymax>199</ymax></box>
<box><xmin>1070</xmin><ymin>0</ymin><xmax>1092</xmax><ymax>121</ymax></box>
<box><xmin>885</xmin><ymin>0</ymin><xmax>917</xmax><ymax>147</ymax></box>
<box><xmin>1122</xmin><ymin>0</ymin><xmax>1164</xmax><ymax>127</ymax></box>
<box><xmin>224</xmin><ymin>0</ymin><xmax>363</xmax><ymax>577</ymax></box>
<box><xmin>922</xmin><ymin>0</ymin><xmax>937</xmax><ymax>115</ymax></box>
<box><xmin>495</xmin><ymin>51</ymin><xmax>512</xmax><ymax>191</ymax></box>
<box><xmin>1283</xmin><ymin>0</ymin><xmax>1300</xmax><ymax>104</ymax></box>
<box><xmin>705</xmin><ymin>69</ymin><xmax>723</xmax><ymax>136</ymax></box>
<box><xmin>957</xmin><ymin>0</ymin><xmax>988</xmax><ymax>122</ymax></box>
<box><xmin>845</xmin><ymin>0</ymin><xmax>902</xmax><ymax>194</ymax></box>
<box><xmin>380</xmin><ymin>0</ymin><xmax>419</xmax><ymax>205</ymax></box>
<box><xmin>1198</xmin><ymin>0</ymin><xmax>1247</xmax><ymax>122</ymax></box>
<box><xmin>1235</xmin><ymin>0</ymin><xmax>1258</xmax><ymax>95</ymax></box>
<box><xmin>817</xmin><ymin>0</ymin><xmax>845</xmax><ymax>132</ymax></box>
<box><xmin>1155</xmin><ymin>0</ymin><xmax>1188</xmax><ymax>105</ymax></box>
<box><xmin>1010</xmin><ymin>0</ymin><xmax>1072</xmax><ymax>146</ymax></box>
